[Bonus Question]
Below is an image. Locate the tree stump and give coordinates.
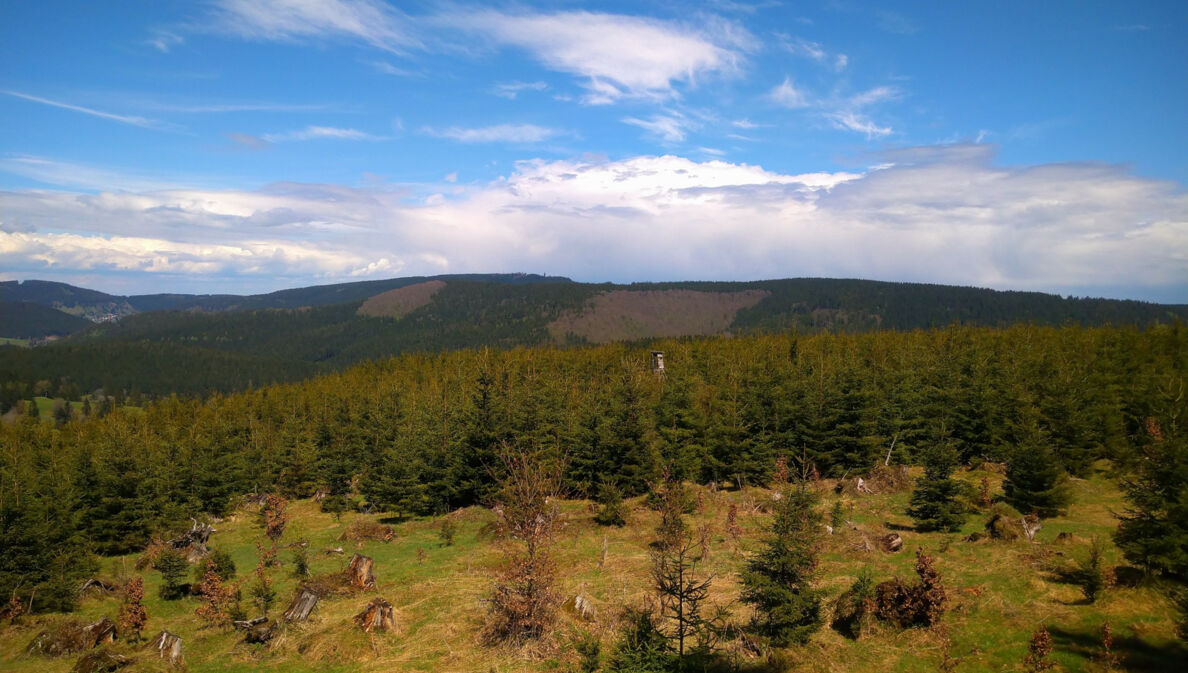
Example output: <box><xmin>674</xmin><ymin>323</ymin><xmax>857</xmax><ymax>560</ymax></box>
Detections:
<box><xmin>855</xmin><ymin>478</ymin><xmax>874</xmax><ymax>495</ymax></box>
<box><xmin>82</xmin><ymin>617</ymin><xmax>117</xmax><ymax>647</ymax></box>
<box><xmin>150</xmin><ymin>630</ymin><xmax>182</xmax><ymax>666</ymax></box>
<box><xmin>563</xmin><ymin>593</ymin><xmax>597</xmax><ymax>622</ymax></box>
<box><xmin>1021</xmin><ymin>515</ymin><xmax>1042</xmax><ymax>542</ymax></box>
<box><xmin>283</xmin><ymin>589</ymin><xmax>319</xmax><ymax>622</ymax></box>
<box><xmin>244</xmin><ymin>620</ymin><xmax>275</xmax><ymax>644</ymax></box>
<box><xmin>353</xmin><ymin>597</ymin><xmax>396</xmax><ymax>632</ymax></box>
<box><xmin>71</xmin><ymin>649</ymin><xmax>132</xmax><ymax>673</ymax></box>
<box><xmin>346</xmin><ymin>553</ymin><xmax>376</xmax><ymax>590</ymax></box>
<box><xmin>879</xmin><ymin>533</ymin><xmax>904</xmax><ymax>553</ymax></box>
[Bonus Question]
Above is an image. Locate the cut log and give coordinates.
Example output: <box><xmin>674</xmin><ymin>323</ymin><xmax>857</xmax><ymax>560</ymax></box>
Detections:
<box><xmin>324</xmin><ymin>546</ymin><xmax>345</xmax><ymax>555</ymax></box>
<box><xmin>244</xmin><ymin>620</ymin><xmax>275</xmax><ymax>644</ymax></box>
<box><xmin>346</xmin><ymin>553</ymin><xmax>376</xmax><ymax>590</ymax></box>
<box><xmin>233</xmin><ymin>616</ymin><xmax>268</xmax><ymax>630</ymax></box>
<box><xmin>353</xmin><ymin>597</ymin><xmax>396</xmax><ymax>632</ymax></box>
<box><xmin>879</xmin><ymin>533</ymin><xmax>904</xmax><ymax>553</ymax></box>
<box><xmin>150</xmin><ymin>630</ymin><xmax>182</xmax><ymax>666</ymax></box>
<box><xmin>283</xmin><ymin>589</ymin><xmax>319</xmax><ymax>622</ymax></box>
<box><xmin>71</xmin><ymin>649</ymin><xmax>132</xmax><ymax>673</ymax></box>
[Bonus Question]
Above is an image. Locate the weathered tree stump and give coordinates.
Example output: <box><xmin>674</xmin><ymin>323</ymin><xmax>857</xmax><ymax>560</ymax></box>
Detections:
<box><xmin>283</xmin><ymin>589</ymin><xmax>319</xmax><ymax>622</ymax></box>
<box><xmin>149</xmin><ymin>630</ymin><xmax>182</xmax><ymax>666</ymax></box>
<box><xmin>879</xmin><ymin>533</ymin><xmax>904</xmax><ymax>553</ymax></box>
<box><xmin>314</xmin><ymin>487</ymin><xmax>330</xmax><ymax>503</ymax></box>
<box><xmin>563</xmin><ymin>593</ymin><xmax>597</xmax><ymax>622</ymax></box>
<box><xmin>244</xmin><ymin>620</ymin><xmax>276</xmax><ymax>644</ymax></box>
<box><xmin>71</xmin><ymin>649</ymin><xmax>132</xmax><ymax>673</ymax></box>
<box><xmin>1021</xmin><ymin>515</ymin><xmax>1042</xmax><ymax>542</ymax></box>
<box><xmin>855</xmin><ymin>477</ymin><xmax>874</xmax><ymax>495</ymax></box>
<box><xmin>1055</xmin><ymin>532</ymin><xmax>1075</xmax><ymax>544</ymax></box>
<box><xmin>83</xmin><ymin>617</ymin><xmax>117</xmax><ymax>647</ymax></box>
<box><xmin>346</xmin><ymin>553</ymin><xmax>376</xmax><ymax>590</ymax></box>
<box><xmin>353</xmin><ymin>597</ymin><xmax>396</xmax><ymax>632</ymax></box>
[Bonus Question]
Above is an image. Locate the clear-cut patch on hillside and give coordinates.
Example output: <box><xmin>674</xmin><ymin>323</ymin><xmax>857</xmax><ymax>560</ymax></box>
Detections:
<box><xmin>356</xmin><ymin>280</ymin><xmax>447</xmax><ymax>319</ymax></box>
<box><xmin>547</xmin><ymin>289</ymin><xmax>770</xmax><ymax>343</ymax></box>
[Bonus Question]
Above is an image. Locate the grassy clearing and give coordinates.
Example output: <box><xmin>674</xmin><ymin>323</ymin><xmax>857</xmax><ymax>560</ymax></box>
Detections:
<box><xmin>1</xmin><ymin>464</ymin><xmax>1182</xmax><ymax>672</ymax></box>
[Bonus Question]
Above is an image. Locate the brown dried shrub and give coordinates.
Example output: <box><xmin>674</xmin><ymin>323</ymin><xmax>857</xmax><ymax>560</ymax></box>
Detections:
<box><xmin>338</xmin><ymin>520</ymin><xmax>396</xmax><ymax>543</ymax></box>
<box><xmin>873</xmin><ymin>549</ymin><xmax>947</xmax><ymax>628</ymax></box>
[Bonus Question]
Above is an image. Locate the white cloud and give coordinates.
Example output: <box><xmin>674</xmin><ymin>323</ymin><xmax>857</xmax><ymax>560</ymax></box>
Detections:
<box><xmin>261</xmin><ymin>126</ymin><xmax>386</xmax><ymax>142</ymax></box>
<box><xmin>769</xmin><ymin>78</ymin><xmax>810</xmax><ymax>108</ymax></box>
<box><xmin>2</xmin><ymin>91</ymin><xmax>165</xmax><ymax>130</ymax></box>
<box><xmin>148</xmin><ymin>30</ymin><xmax>184</xmax><ymax>52</ymax></box>
<box><xmin>423</xmin><ymin>124</ymin><xmax>561</xmax><ymax>143</ymax></box>
<box><xmin>826</xmin><ymin>112</ymin><xmax>891</xmax><ymax>138</ymax></box>
<box><xmin>493</xmin><ymin>81</ymin><xmax>548</xmax><ymax>99</ymax></box>
<box><xmin>3</xmin><ymin>147</ymin><xmax>1184</xmax><ymax>300</ymax></box>
<box><xmin>454</xmin><ymin>10</ymin><xmax>754</xmax><ymax>103</ymax></box>
<box><xmin>622</xmin><ymin>113</ymin><xmax>696</xmax><ymax>143</ymax></box>
<box><xmin>210</xmin><ymin>0</ymin><xmax>419</xmax><ymax>53</ymax></box>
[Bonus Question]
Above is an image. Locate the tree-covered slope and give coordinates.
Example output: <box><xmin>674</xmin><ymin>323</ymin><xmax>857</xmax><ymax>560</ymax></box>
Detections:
<box><xmin>0</xmin><ymin>301</ymin><xmax>94</xmax><ymax>338</ymax></box>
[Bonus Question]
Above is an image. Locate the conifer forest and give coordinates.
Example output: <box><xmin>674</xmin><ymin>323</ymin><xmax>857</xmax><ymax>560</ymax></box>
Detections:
<box><xmin>1</xmin><ymin>323</ymin><xmax>1185</xmax><ymax>671</ymax></box>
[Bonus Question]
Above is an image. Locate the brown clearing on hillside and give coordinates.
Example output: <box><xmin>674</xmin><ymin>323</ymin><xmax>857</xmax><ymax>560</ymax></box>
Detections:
<box><xmin>548</xmin><ymin>289</ymin><xmax>770</xmax><ymax>343</ymax></box>
<box><xmin>357</xmin><ymin>280</ymin><xmax>446</xmax><ymax>319</ymax></box>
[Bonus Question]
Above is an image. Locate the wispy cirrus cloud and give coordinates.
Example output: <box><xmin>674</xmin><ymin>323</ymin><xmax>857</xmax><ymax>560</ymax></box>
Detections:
<box><xmin>453</xmin><ymin>10</ymin><xmax>755</xmax><ymax>104</ymax></box>
<box><xmin>261</xmin><ymin>126</ymin><xmax>386</xmax><ymax>142</ymax></box>
<box><xmin>622</xmin><ymin>113</ymin><xmax>698</xmax><ymax>143</ymax></box>
<box><xmin>208</xmin><ymin>0</ymin><xmax>420</xmax><ymax>53</ymax></box>
<box><xmin>2</xmin><ymin>91</ymin><xmax>168</xmax><ymax>130</ymax></box>
<box><xmin>423</xmin><ymin>124</ymin><xmax>562</xmax><ymax>143</ymax></box>
<box><xmin>493</xmin><ymin>81</ymin><xmax>548</xmax><ymax>99</ymax></box>
<box><xmin>770</xmin><ymin>79</ymin><xmax>901</xmax><ymax>138</ymax></box>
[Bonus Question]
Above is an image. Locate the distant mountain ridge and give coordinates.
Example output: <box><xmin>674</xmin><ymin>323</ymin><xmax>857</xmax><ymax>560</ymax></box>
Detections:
<box><xmin>1</xmin><ymin>274</ymin><xmax>1184</xmax><ymax>396</ymax></box>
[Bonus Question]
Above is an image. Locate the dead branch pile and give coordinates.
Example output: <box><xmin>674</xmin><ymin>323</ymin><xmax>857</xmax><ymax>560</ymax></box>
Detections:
<box><xmin>874</xmin><ymin>549</ymin><xmax>947</xmax><ymax>628</ymax></box>
<box><xmin>878</xmin><ymin>533</ymin><xmax>904</xmax><ymax>553</ymax></box>
<box><xmin>168</xmin><ymin>518</ymin><xmax>215</xmax><ymax>562</ymax></box>
<box><xmin>338</xmin><ymin>520</ymin><xmax>395</xmax><ymax>543</ymax></box>
<box><xmin>866</xmin><ymin>465</ymin><xmax>913</xmax><ymax>493</ymax></box>
<box><xmin>26</xmin><ymin>617</ymin><xmax>117</xmax><ymax>657</ymax></box>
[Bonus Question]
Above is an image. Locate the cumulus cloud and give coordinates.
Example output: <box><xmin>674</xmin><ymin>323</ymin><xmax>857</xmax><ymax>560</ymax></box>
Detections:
<box><xmin>423</xmin><ymin>124</ymin><xmax>561</xmax><ymax>143</ymax></box>
<box><xmin>454</xmin><ymin>10</ymin><xmax>754</xmax><ymax>103</ymax></box>
<box><xmin>209</xmin><ymin>0</ymin><xmax>419</xmax><ymax>53</ymax></box>
<box><xmin>2</xmin><ymin>146</ymin><xmax>1184</xmax><ymax>300</ymax></box>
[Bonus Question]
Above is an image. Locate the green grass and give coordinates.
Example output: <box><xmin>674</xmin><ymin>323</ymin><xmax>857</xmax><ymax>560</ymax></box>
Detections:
<box><xmin>1</xmin><ymin>464</ymin><xmax>1182</xmax><ymax>672</ymax></box>
<box><xmin>0</xmin><ymin>337</ymin><xmax>30</xmax><ymax>347</ymax></box>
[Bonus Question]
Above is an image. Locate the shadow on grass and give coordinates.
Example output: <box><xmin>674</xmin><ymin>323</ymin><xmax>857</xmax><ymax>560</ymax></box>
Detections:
<box><xmin>883</xmin><ymin>521</ymin><xmax>915</xmax><ymax>532</ymax></box>
<box><xmin>1048</xmin><ymin>626</ymin><xmax>1187</xmax><ymax>673</ymax></box>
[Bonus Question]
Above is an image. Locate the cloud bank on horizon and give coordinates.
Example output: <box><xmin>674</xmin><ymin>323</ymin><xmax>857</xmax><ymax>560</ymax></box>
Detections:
<box><xmin>1</xmin><ymin>0</ymin><xmax>1185</xmax><ymax>302</ymax></box>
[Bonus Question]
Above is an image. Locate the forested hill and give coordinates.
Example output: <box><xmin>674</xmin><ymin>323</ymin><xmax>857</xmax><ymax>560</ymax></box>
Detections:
<box><xmin>0</xmin><ymin>276</ymin><xmax>1183</xmax><ymax>398</ymax></box>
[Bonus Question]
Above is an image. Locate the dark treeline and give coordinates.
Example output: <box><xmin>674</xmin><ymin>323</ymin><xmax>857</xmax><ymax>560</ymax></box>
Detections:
<box><xmin>1</xmin><ymin>323</ymin><xmax>1185</xmax><ymax>613</ymax></box>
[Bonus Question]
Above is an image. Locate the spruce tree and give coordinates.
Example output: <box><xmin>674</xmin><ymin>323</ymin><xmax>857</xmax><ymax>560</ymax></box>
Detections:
<box><xmin>1003</xmin><ymin>430</ymin><xmax>1070</xmax><ymax>519</ymax></box>
<box><xmin>740</xmin><ymin>485</ymin><xmax>823</xmax><ymax>647</ymax></box>
<box><xmin>1114</xmin><ymin>416</ymin><xmax>1188</xmax><ymax>577</ymax></box>
<box><xmin>593</xmin><ymin>478</ymin><xmax>628</xmax><ymax>527</ymax></box>
<box><xmin>907</xmin><ymin>439</ymin><xmax>967</xmax><ymax>532</ymax></box>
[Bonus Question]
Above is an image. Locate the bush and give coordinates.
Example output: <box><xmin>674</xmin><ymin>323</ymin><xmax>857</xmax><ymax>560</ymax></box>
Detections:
<box><xmin>594</xmin><ymin>479</ymin><xmax>628</xmax><ymax>527</ymax></box>
<box><xmin>1080</xmin><ymin>538</ymin><xmax>1106</xmax><ymax>603</ymax></box>
<box><xmin>874</xmin><ymin>549</ymin><xmax>947</xmax><ymax>628</ymax></box>
<box><xmin>193</xmin><ymin>548</ymin><xmax>236</xmax><ymax>584</ymax></box>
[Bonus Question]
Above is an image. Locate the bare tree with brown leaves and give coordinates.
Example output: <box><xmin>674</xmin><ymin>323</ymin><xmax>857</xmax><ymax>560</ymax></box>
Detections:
<box><xmin>195</xmin><ymin>560</ymin><xmax>232</xmax><ymax>628</ymax></box>
<box><xmin>484</xmin><ymin>446</ymin><xmax>566</xmax><ymax>645</ymax></box>
<box><xmin>117</xmin><ymin>577</ymin><xmax>147</xmax><ymax>642</ymax></box>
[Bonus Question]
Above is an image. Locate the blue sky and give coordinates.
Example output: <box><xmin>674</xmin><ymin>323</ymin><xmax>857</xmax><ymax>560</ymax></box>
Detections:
<box><xmin>1</xmin><ymin>0</ymin><xmax>1185</xmax><ymax>302</ymax></box>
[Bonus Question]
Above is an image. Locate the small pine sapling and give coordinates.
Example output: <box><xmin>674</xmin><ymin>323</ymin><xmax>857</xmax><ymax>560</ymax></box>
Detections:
<box><xmin>1080</xmin><ymin>537</ymin><xmax>1106</xmax><ymax>603</ymax></box>
<box><xmin>154</xmin><ymin>548</ymin><xmax>189</xmax><ymax>600</ymax></box>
